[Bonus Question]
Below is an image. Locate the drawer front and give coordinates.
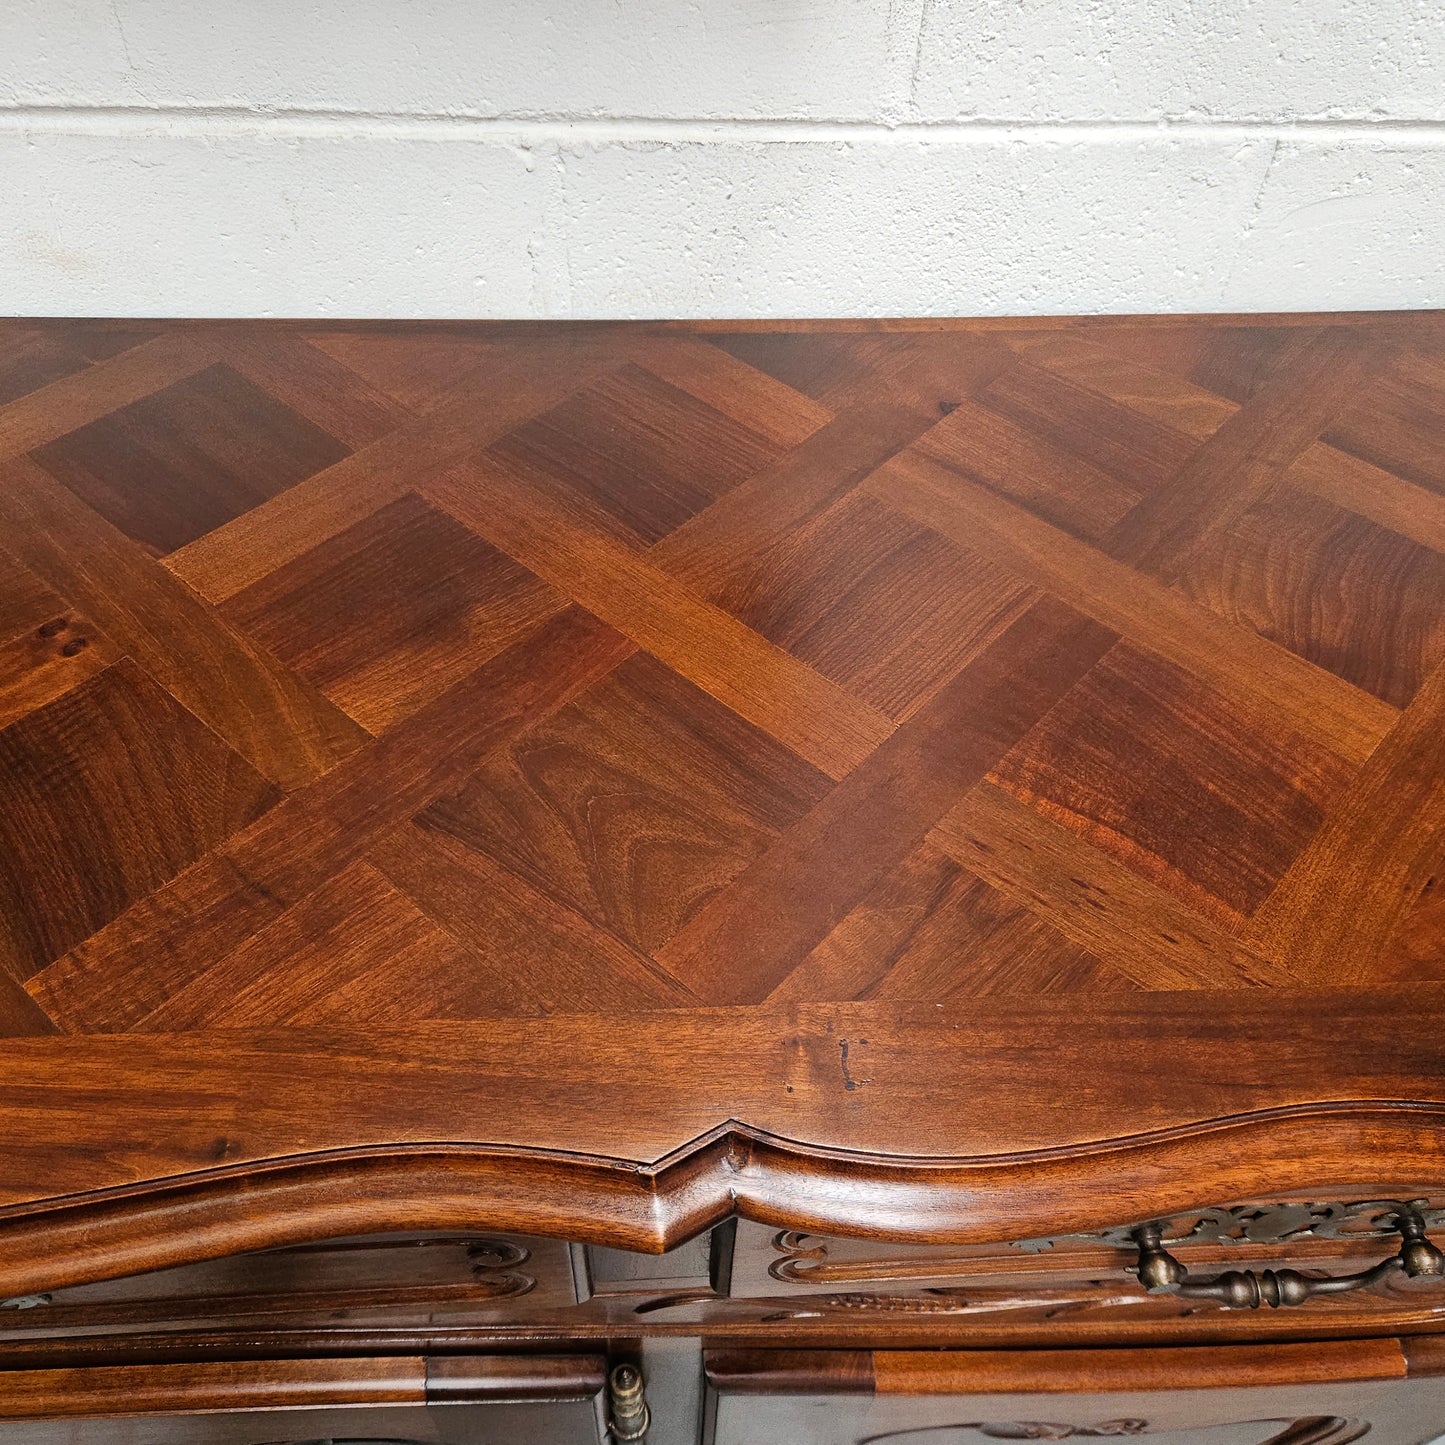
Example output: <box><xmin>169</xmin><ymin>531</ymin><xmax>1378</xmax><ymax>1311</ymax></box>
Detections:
<box><xmin>706</xmin><ymin>1342</ymin><xmax>1445</xmax><ymax>1445</ymax></box>
<box><xmin>0</xmin><ymin>1227</ymin><xmax>741</xmax><ymax>1358</ymax></box>
<box><xmin>0</xmin><ymin>1231</ymin><xmax>580</xmax><ymax>1338</ymax></box>
<box><xmin>726</xmin><ymin>1198</ymin><xmax>1445</xmax><ymax>1334</ymax></box>
<box><xmin>0</xmin><ymin>1354</ymin><xmax>606</xmax><ymax>1445</ymax></box>
<box><xmin>731</xmin><ymin>1199</ymin><xmax>1445</xmax><ymax>1298</ymax></box>
<box><xmin>0</xmin><ymin>1400</ymin><xmax>604</xmax><ymax>1445</ymax></box>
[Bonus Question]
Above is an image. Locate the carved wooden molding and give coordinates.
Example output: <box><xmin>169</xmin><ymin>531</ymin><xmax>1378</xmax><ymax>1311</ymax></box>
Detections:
<box><xmin>770</xmin><ymin>1201</ymin><xmax>1445</xmax><ymax>1284</ymax></box>
<box><xmin>770</xmin><ymin>1202</ymin><xmax>1445</xmax><ymax>1322</ymax></box>
<box><xmin>1018</xmin><ymin>1200</ymin><xmax>1445</xmax><ymax>1253</ymax></box>
<box><xmin>464</xmin><ymin>1238</ymin><xmax>536</xmax><ymax>1298</ymax></box>
<box><xmin>3</xmin><ymin>1102</ymin><xmax>1445</xmax><ymax>1296</ymax></box>
<box><xmin>859</xmin><ymin>1421</ymin><xmax>1366</xmax><ymax>1445</ymax></box>
<box><xmin>0</xmin><ymin>1354</ymin><xmax>607</xmax><ymax>1419</ymax></box>
<box><xmin>786</xmin><ymin>1282</ymin><xmax>1445</xmax><ymax>1328</ymax></box>
<box><xmin>808</xmin><ymin>1288</ymin><xmax>1196</xmax><ymax>1320</ymax></box>
<box><xmin>865</xmin><ymin>1424</ymin><xmax>1154</xmax><ymax>1442</ymax></box>
<box><xmin>862</xmin><ymin>1421</ymin><xmax>1155</xmax><ymax>1441</ymax></box>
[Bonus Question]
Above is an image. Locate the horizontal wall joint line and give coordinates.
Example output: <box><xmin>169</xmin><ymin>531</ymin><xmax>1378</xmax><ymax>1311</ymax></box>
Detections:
<box><xmin>2</xmin><ymin>107</ymin><xmax>1445</xmax><ymax>145</ymax></box>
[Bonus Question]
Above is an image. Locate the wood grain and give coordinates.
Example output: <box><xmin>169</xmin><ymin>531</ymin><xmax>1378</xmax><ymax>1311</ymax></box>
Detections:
<box><xmin>31</xmin><ymin>362</ymin><xmax>352</xmax><ymax>557</ymax></box>
<box><xmin>219</xmin><ymin>491</ymin><xmax>560</xmax><ymax>732</ymax></box>
<box><xmin>423</xmin><ymin>453</ymin><xmax>896</xmax><ymax>778</ymax></box>
<box><xmin>869</xmin><ymin>1340</ymin><xmax>1407</xmax><ymax>1393</ymax></box>
<box><xmin>1100</xmin><ymin>327</ymin><xmax>1384</xmax><ymax>580</ymax></box>
<box><xmin>0</xmin><ymin>1000</ymin><xmax>1443</xmax><ymax>1293</ymax></box>
<box><xmin>705</xmin><ymin>1340</ymin><xmax>1407</xmax><ymax>1395</ymax></box>
<box><xmin>0</xmin><ymin>1357</ymin><xmax>427</xmax><ymax>1417</ymax></box>
<box><xmin>0</xmin><ymin>314</ymin><xmax>1441</xmax><ymax>1293</ymax></box>
<box><xmin>930</xmin><ymin>783</ymin><xmax>1296</xmax><ymax>988</ymax></box>
<box><xmin>0</xmin><ymin>659</ymin><xmax>279</xmax><ymax>981</ymax></box>
<box><xmin>656</xmin><ymin>597</ymin><xmax>1115</xmax><ymax>1003</ymax></box>
<box><xmin>0</xmin><ymin>455</ymin><xmax>367</xmax><ymax>790</ymax></box>
<box><xmin>0</xmin><ymin>331</ymin><xmax>214</xmax><ymax>460</ymax></box>
<box><xmin>870</xmin><ymin>443</ymin><xmax>1397</xmax><ymax>762</ymax></box>
<box><xmin>1245</xmin><ymin>657</ymin><xmax>1445</xmax><ymax>983</ymax></box>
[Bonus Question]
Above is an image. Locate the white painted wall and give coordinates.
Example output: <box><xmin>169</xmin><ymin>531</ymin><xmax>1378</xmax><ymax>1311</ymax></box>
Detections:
<box><xmin>1</xmin><ymin>1</ymin><xmax>1442</xmax><ymax>318</ymax></box>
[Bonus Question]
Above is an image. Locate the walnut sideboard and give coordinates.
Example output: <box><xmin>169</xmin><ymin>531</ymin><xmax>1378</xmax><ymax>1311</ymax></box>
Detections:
<box><xmin>1</xmin><ymin>312</ymin><xmax>1444</xmax><ymax>1445</ymax></box>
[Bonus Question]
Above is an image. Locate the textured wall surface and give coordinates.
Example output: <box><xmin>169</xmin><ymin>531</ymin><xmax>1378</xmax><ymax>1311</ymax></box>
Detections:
<box><xmin>2</xmin><ymin>0</ymin><xmax>1442</xmax><ymax>317</ymax></box>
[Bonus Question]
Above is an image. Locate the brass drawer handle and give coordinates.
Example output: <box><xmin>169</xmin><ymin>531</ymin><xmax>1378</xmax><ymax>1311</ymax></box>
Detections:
<box><xmin>1130</xmin><ymin>1205</ymin><xmax>1445</xmax><ymax>1309</ymax></box>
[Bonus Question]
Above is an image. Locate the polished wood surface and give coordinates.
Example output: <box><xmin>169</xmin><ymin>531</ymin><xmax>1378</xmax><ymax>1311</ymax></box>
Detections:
<box><xmin>0</xmin><ymin>1356</ymin><xmax>429</xmax><ymax>1416</ymax></box>
<box><xmin>704</xmin><ymin>1340</ymin><xmax>1414</xmax><ymax>1394</ymax></box>
<box><xmin>1</xmin><ymin>314</ymin><xmax>1444</xmax><ymax>1290</ymax></box>
<box><xmin>0</xmin><ymin>1355</ymin><xmax>609</xmax><ymax>1445</ymax></box>
<box><xmin>0</xmin><ymin>1354</ymin><xmax>605</xmax><ymax>1417</ymax></box>
<box><xmin>706</xmin><ymin>1343</ymin><xmax>1445</xmax><ymax>1445</ymax></box>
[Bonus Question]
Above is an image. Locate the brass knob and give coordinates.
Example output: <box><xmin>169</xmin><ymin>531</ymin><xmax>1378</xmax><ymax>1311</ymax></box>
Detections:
<box><xmin>608</xmin><ymin>1362</ymin><xmax>650</xmax><ymax>1440</ymax></box>
<box><xmin>1397</xmin><ymin>1212</ymin><xmax>1445</xmax><ymax>1278</ymax></box>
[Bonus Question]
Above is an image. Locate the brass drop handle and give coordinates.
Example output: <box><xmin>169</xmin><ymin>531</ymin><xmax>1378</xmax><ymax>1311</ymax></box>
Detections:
<box><xmin>1130</xmin><ymin>1207</ymin><xmax>1445</xmax><ymax>1309</ymax></box>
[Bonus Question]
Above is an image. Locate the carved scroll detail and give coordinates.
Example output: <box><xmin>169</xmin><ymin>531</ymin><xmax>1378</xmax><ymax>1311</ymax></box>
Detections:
<box><xmin>974</xmin><ymin>1424</ymin><xmax>1149</xmax><ymax>1439</ymax></box>
<box><xmin>860</xmin><ymin>1420</ymin><xmax>1366</xmax><ymax>1445</ymax></box>
<box><xmin>810</xmin><ymin>1285</ymin><xmax>1196</xmax><ymax>1320</ymax></box>
<box><xmin>770</xmin><ymin>1199</ymin><xmax>1445</xmax><ymax>1320</ymax></box>
<box><xmin>465</xmin><ymin>1238</ymin><xmax>535</xmax><ymax>1298</ymax></box>
<box><xmin>1015</xmin><ymin>1199</ymin><xmax>1445</xmax><ymax>1253</ymax></box>
<box><xmin>770</xmin><ymin>1199</ymin><xmax>1445</xmax><ymax>1285</ymax></box>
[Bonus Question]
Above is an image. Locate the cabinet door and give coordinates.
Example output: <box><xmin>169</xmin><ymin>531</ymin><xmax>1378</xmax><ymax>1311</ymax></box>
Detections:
<box><xmin>707</xmin><ymin>1343</ymin><xmax>1445</xmax><ymax>1445</ymax></box>
<box><xmin>0</xmin><ymin>1354</ymin><xmax>606</xmax><ymax>1445</ymax></box>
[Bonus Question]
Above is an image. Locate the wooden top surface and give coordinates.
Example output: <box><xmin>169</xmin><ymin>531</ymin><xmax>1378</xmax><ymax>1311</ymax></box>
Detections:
<box><xmin>1</xmin><ymin>313</ymin><xmax>1444</xmax><ymax>1283</ymax></box>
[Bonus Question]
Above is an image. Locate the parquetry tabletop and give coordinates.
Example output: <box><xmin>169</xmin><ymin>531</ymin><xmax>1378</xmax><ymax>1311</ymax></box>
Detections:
<box><xmin>0</xmin><ymin>313</ymin><xmax>1443</xmax><ymax>1293</ymax></box>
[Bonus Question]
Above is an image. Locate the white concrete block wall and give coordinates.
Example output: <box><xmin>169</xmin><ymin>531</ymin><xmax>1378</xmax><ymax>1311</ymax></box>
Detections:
<box><xmin>1</xmin><ymin>0</ymin><xmax>1442</xmax><ymax>317</ymax></box>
